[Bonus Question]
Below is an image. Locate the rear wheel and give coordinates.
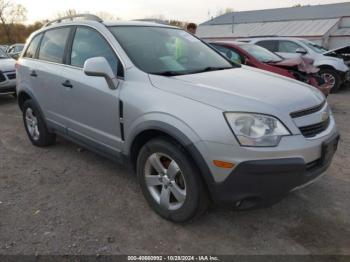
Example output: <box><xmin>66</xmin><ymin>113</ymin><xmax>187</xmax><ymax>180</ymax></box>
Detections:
<box><xmin>137</xmin><ymin>138</ymin><xmax>208</xmax><ymax>222</ymax></box>
<box><xmin>22</xmin><ymin>100</ymin><xmax>56</xmax><ymax>147</ymax></box>
<box><xmin>319</xmin><ymin>68</ymin><xmax>341</xmax><ymax>93</ymax></box>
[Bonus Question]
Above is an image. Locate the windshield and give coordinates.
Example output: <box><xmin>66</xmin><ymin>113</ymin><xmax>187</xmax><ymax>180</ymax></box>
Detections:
<box><xmin>239</xmin><ymin>44</ymin><xmax>282</xmax><ymax>63</ymax></box>
<box><xmin>301</xmin><ymin>40</ymin><xmax>328</xmax><ymax>53</ymax></box>
<box><xmin>109</xmin><ymin>26</ymin><xmax>234</xmax><ymax>75</ymax></box>
<box><xmin>0</xmin><ymin>48</ymin><xmax>9</xmax><ymax>58</ymax></box>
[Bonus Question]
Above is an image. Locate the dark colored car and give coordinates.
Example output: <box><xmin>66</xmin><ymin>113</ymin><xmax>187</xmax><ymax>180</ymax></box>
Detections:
<box><xmin>209</xmin><ymin>41</ymin><xmax>331</xmax><ymax>96</ymax></box>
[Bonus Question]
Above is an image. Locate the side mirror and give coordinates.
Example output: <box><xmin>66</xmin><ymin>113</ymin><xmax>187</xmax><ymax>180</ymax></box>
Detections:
<box><xmin>83</xmin><ymin>57</ymin><xmax>119</xmax><ymax>90</ymax></box>
<box><xmin>296</xmin><ymin>48</ymin><xmax>307</xmax><ymax>55</ymax></box>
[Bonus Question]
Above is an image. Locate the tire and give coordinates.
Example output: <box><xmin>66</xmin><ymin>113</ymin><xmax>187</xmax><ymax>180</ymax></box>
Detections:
<box><xmin>319</xmin><ymin>68</ymin><xmax>341</xmax><ymax>93</ymax></box>
<box><xmin>137</xmin><ymin>138</ymin><xmax>208</xmax><ymax>222</ymax></box>
<box><xmin>22</xmin><ymin>100</ymin><xmax>56</xmax><ymax>147</ymax></box>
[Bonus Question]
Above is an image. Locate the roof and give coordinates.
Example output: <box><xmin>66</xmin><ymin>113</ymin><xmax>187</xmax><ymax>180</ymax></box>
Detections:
<box><xmin>201</xmin><ymin>2</ymin><xmax>350</xmax><ymax>25</ymax></box>
<box><xmin>197</xmin><ymin>19</ymin><xmax>339</xmax><ymax>39</ymax></box>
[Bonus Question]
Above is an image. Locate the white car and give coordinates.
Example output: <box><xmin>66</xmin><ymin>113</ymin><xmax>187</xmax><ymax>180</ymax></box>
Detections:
<box><xmin>0</xmin><ymin>48</ymin><xmax>16</xmax><ymax>95</ymax></box>
<box><xmin>244</xmin><ymin>37</ymin><xmax>350</xmax><ymax>92</ymax></box>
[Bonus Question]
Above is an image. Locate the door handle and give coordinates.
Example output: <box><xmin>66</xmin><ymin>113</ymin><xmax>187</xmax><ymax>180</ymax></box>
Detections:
<box><xmin>62</xmin><ymin>80</ymin><xmax>73</xmax><ymax>88</ymax></box>
<box><xmin>30</xmin><ymin>70</ymin><xmax>37</xmax><ymax>77</ymax></box>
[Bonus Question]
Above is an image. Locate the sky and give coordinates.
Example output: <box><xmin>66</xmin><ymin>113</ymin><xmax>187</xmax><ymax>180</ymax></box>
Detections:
<box><xmin>16</xmin><ymin>0</ymin><xmax>349</xmax><ymax>24</ymax></box>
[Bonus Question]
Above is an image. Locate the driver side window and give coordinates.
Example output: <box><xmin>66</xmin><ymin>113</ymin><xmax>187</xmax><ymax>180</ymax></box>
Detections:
<box><xmin>70</xmin><ymin>27</ymin><xmax>123</xmax><ymax>77</ymax></box>
<box><xmin>278</xmin><ymin>40</ymin><xmax>303</xmax><ymax>53</ymax></box>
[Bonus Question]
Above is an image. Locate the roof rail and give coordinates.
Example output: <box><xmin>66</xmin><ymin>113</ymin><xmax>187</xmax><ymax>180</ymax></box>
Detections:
<box><xmin>44</xmin><ymin>14</ymin><xmax>103</xmax><ymax>27</ymax></box>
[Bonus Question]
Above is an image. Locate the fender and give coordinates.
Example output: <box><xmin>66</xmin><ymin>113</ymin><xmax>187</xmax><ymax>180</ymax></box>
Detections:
<box><xmin>125</xmin><ymin>116</ymin><xmax>217</xmax><ymax>187</ymax></box>
<box><xmin>314</xmin><ymin>59</ymin><xmax>348</xmax><ymax>72</ymax></box>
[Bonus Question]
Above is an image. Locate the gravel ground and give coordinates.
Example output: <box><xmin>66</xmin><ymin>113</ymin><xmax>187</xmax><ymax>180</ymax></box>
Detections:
<box><xmin>0</xmin><ymin>89</ymin><xmax>349</xmax><ymax>255</ymax></box>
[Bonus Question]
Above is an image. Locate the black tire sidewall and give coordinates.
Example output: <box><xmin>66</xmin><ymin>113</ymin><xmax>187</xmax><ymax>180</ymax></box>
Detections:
<box><xmin>137</xmin><ymin>138</ymin><xmax>206</xmax><ymax>222</ymax></box>
<box><xmin>22</xmin><ymin>100</ymin><xmax>55</xmax><ymax>147</ymax></box>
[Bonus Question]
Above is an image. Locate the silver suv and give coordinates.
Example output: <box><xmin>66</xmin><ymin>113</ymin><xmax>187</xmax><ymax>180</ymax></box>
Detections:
<box><xmin>16</xmin><ymin>15</ymin><xmax>339</xmax><ymax>222</ymax></box>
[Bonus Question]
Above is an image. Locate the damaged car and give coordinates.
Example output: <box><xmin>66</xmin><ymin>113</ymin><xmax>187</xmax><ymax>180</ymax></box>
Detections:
<box><xmin>245</xmin><ymin>37</ymin><xmax>350</xmax><ymax>93</ymax></box>
<box><xmin>209</xmin><ymin>41</ymin><xmax>331</xmax><ymax>96</ymax></box>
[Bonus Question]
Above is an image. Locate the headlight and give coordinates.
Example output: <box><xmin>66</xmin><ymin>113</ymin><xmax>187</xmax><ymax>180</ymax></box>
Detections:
<box><xmin>224</xmin><ymin>113</ymin><xmax>290</xmax><ymax>147</ymax></box>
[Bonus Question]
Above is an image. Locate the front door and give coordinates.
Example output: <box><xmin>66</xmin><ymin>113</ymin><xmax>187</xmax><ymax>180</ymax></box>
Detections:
<box><xmin>61</xmin><ymin>26</ymin><xmax>124</xmax><ymax>154</ymax></box>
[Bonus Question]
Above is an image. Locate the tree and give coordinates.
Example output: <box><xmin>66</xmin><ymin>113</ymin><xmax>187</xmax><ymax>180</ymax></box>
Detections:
<box><xmin>55</xmin><ymin>9</ymin><xmax>78</xmax><ymax>19</ymax></box>
<box><xmin>95</xmin><ymin>11</ymin><xmax>120</xmax><ymax>21</ymax></box>
<box><xmin>0</xmin><ymin>0</ymin><xmax>27</xmax><ymax>43</ymax></box>
<box><xmin>216</xmin><ymin>7</ymin><xmax>234</xmax><ymax>16</ymax></box>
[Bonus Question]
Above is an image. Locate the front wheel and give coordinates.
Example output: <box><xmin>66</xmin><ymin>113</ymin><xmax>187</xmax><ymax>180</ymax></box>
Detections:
<box><xmin>319</xmin><ymin>69</ymin><xmax>341</xmax><ymax>93</ymax></box>
<box><xmin>137</xmin><ymin>138</ymin><xmax>208</xmax><ymax>222</ymax></box>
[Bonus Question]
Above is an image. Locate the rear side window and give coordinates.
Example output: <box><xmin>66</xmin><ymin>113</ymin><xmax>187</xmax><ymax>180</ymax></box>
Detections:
<box><xmin>24</xmin><ymin>34</ymin><xmax>42</xmax><ymax>58</ymax></box>
<box><xmin>70</xmin><ymin>27</ymin><xmax>123</xmax><ymax>76</ymax></box>
<box><xmin>38</xmin><ymin>27</ymin><xmax>71</xmax><ymax>63</ymax></box>
<box><xmin>277</xmin><ymin>40</ymin><xmax>303</xmax><ymax>53</ymax></box>
<box><xmin>256</xmin><ymin>40</ymin><xmax>277</xmax><ymax>52</ymax></box>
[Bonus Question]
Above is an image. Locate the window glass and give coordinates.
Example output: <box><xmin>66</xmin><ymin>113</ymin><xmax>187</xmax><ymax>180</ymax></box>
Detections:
<box><xmin>39</xmin><ymin>27</ymin><xmax>70</xmax><ymax>63</ymax></box>
<box><xmin>70</xmin><ymin>27</ymin><xmax>121</xmax><ymax>75</ymax></box>
<box><xmin>109</xmin><ymin>26</ymin><xmax>233</xmax><ymax>75</ymax></box>
<box><xmin>239</xmin><ymin>44</ymin><xmax>282</xmax><ymax>63</ymax></box>
<box><xmin>24</xmin><ymin>34</ymin><xmax>42</xmax><ymax>58</ymax></box>
<box><xmin>211</xmin><ymin>44</ymin><xmax>242</xmax><ymax>64</ymax></box>
<box><xmin>278</xmin><ymin>40</ymin><xmax>303</xmax><ymax>53</ymax></box>
<box><xmin>256</xmin><ymin>40</ymin><xmax>277</xmax><ymax>52</ymax></box>
<box><xmin>300</xmin><ymin>40</ymin><xmax>327</xmax><ymax>53</ymax></box>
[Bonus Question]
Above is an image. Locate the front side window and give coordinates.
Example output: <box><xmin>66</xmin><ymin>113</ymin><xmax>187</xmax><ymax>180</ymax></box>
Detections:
<box><xmin>109</xmin><ymin>26</ymin><xmax>234</xmax><ymax>75</ymax></box>
<box><xmin>38</xmin><ymin>27</ymin><xmax>71</xmax><ymax>63</ymax></box>
<box><xmin>239</xmin><ymin>44</ymin><xmax>282</xmax><ymax>63</ymax></box>
<box><xmin>211</xmin><ymin>44</ymin><xmax>243</xmax><ymax>64</ymax></box>
<box><xmin>70</xmin><ymin>27</ymin><xmax>122</xmax><ymax>76</ymax></box>
<box><xmin>24</xmin><ymin>34</ymin><xmax>42</xmax><ymax>58</ymax></box>
<box><xmin>278</xmin><ymin>40</ymin><xmax>303</xmax><ymax>53</ymax></box>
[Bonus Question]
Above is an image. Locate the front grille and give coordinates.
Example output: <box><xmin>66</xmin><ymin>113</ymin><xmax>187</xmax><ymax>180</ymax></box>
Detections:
<box><xmin>299</xmin><ymin>117</ymin><xmax>330</xmax><ymax>138</ymax></box>
<box><xmin>0</xmin><ymin>71</ymin><xmax>5</xmax><ymax>82</ymax></box>
<box><xmin>6</xmin><ymin>73</ymin><xmax>16</xmax><ymax>80</ymax></box>
<box><xmin>290</xmin><ymin>100</ymin><xmax>326</xmax><ymax>118</ymax></box>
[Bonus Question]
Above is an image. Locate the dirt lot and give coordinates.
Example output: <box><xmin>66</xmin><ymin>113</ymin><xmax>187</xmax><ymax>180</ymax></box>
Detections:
<box><xmin>0</xmin><ymin>89</ymin><xmax>349</xmax><ymax>255</ymax></box>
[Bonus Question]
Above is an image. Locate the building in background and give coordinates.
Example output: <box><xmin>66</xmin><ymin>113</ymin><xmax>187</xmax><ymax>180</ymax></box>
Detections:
<box><xmin>197</xmin><ymin>2</ymin><xmax>350</xmax><ymax>49</ymax></box>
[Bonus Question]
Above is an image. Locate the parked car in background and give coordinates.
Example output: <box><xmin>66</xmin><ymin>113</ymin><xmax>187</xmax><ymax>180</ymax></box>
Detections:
<box><xmin>0</xmin><ymin>45</ymin><xmax>9</xmax><ymax>52</ymax></box>
<box><xmin>0</xmin><ymin>48</ymin><xmax>16</xmax><ymax>96</ymax></box>
<box><xmin>6</xmin><ymin>44</ymin><xmax>25</xmax><ymax>60</ymax></box>
<box><xmin>209</xmin><ymin>41</ymin><xmax>331</xmax><ymax>96</ymax></box>
<box><xmin>243</xmin><ymin>37</ymin><xmax>350</xmax><ymax>92</ymax></box>
<box><xmin>17</xmin><ymin>15</ymin><xmax>339</xmax><ymax>222</ymax></box>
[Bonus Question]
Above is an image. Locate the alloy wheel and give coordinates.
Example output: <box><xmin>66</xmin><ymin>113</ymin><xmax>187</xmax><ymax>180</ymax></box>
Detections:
<box><xmin>144</xmin><ymin>153</ymin><xmax>187</xmax><ymax>211</ymax></box>
<box><xmin>25</xmin><ymin>107</ymin><xmax>40</xmax><ymax>141</ymax></box>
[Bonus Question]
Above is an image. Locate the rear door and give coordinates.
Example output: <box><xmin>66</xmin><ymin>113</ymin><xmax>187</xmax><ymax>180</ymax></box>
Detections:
<box><xmin>61</xmin><ymin>26</ymin><xmax>124</xmax><ymax>154</ymax></box>
<box><xmin>33</xmin><ymin>26</ymin><xmax>72</xmax><ymax>131</ymax></box>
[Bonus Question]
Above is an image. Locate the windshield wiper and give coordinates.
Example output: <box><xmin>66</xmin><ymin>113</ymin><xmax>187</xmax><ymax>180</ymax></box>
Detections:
<box><xmin>189</xmin><ymin>66</ymin><xmax>234</xmax><ymax>74</ymax></box>
<box><xmin>149</xmin><ymin>71</ymin><xmax>186</xmax><ymax>76</ymax></box>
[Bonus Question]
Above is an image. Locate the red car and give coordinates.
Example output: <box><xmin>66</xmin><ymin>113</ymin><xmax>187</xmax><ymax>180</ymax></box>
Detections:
<box><xmin>209</xmin><ymin>41</ymin><xmax>331</xmax><ymax>96</ymax></box>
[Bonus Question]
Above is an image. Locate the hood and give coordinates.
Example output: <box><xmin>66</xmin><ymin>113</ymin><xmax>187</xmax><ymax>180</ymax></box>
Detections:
<box><xmin>324</xmin><ymin>45</ymin><xmax>350</xmax><ymax>55</ymax></box>
<box><xmin>0</xmin><ymin>58</ymin><xmax>16</xmax><ymax>72</ymax></box>
<box><xmin>271</xmin><ymin>57</ymin><xmax>319</xmax><ymax>74</ymax></box>
<box><xmin>149</xmin><ymin>66</ymin><xmax>324</xmax><ymax>114</ymax></box>
<box><xmin>323</xmin><ymin>45</ymin><xmax>350</xmax><ymax>63</ymax></box>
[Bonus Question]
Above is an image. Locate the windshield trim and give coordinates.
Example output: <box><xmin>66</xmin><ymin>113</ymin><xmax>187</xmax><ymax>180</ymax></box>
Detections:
<box><xmin>108</xmin><ymin>26</ymin><xmax>239</xmax><ymax>76</ymax></box>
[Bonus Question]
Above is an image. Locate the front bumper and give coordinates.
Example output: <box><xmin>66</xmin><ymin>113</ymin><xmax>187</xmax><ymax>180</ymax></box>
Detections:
<box><xmin>207</xmin><ymin>133</ymin><xmax>339</xmax><ymax>209</ymax></box>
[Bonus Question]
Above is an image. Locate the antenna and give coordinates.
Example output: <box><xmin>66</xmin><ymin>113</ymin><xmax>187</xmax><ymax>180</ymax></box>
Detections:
<box><xmin>232</xmin><ymin>15</ymin><xmax>235</xmax><ymax>34</ymax></box>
